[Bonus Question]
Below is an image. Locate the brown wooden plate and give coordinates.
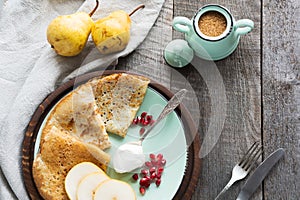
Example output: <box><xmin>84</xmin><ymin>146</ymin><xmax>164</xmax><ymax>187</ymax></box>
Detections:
<box><xmin>22</xmin><ymin>70</ymin><xmax>201</xmax><ymax>200</ymax></box>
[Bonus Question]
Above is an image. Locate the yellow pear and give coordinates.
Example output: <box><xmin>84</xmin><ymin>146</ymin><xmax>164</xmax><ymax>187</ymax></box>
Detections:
<box><xmin>47</xmin><ymin>0</ymin><xmax>99</xmax><ymax>57</ymax></box>
<box><xmin>91</xmin><ymin>5</ymin><xmax>144</xmax><ymax>55</ymax></box>
<box><xmin>109</xmin><ymin>10</ymin><xmax>131</xmax><ymax>30</ymax></box>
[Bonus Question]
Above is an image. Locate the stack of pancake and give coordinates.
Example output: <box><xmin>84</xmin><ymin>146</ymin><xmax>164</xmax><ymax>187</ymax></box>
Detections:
<box><xmin>32</xmin><ymin>73</ymin><xmax>150</xmax><ymax>200</ymax></box>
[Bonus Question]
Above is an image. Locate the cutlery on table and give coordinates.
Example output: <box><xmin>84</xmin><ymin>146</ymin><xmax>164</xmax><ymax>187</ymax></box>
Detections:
<box><xmin>215</xmin><ymin>142</ymin><xmax>262</xmax><ymax>200</ymax></box>
<box><xmin>236</xmin><ymin>148</ymin><xmax>285</xmax><ymax>200</ymax></box>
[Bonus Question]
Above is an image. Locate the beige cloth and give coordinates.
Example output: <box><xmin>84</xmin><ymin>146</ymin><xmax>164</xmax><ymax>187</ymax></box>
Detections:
<box><xmin>0</xmin><ymin>0</ymin><xmax>164</xmax><ymax>199</ymax></box>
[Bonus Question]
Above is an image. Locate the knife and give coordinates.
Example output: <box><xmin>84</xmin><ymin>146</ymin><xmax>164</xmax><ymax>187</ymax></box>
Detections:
<box><xmin>236</xmin><ymin>148</ymin><xmax>285</xmax><ymax>200</ymax></box>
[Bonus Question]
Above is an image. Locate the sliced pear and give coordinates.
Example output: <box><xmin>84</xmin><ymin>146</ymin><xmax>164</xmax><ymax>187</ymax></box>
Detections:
<box><xmin>65</xmin><ymin>162</ymin><xmax>104</xmax><ymax>200</ymax></box>
<box><xmin>93</xmin><ymin>179</ymin><xmax>136</xmax><ymax>200</ymax></box>
<box><xmin>77</xmin><ymin>172</ymin><xmax>110</xmax><ymax>200</ymax></box>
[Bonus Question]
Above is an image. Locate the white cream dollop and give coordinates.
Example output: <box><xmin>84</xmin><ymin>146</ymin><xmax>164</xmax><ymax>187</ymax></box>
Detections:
<box><xmin>113</xmin><ymin>142</ymin><xmax>146</xmax><ymax>173</ymax></box>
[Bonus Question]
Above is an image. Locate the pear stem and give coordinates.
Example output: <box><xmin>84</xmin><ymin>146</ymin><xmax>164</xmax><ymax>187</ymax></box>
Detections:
<box><xmin>128</xmin><ymin>4</ymin><xmax>145</xmax><ymax>17</ymax></box>
<box><xmin>89</xmin><ymin>0</ymin><xmax>99</xmax><ymax>17</ymax></box>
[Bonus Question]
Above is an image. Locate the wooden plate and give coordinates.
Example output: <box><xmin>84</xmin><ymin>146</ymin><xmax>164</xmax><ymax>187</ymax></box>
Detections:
<box><xmin>22</xmin><ymin>70</ymin><xmax>201</xmax><ymax>200</ymax></box>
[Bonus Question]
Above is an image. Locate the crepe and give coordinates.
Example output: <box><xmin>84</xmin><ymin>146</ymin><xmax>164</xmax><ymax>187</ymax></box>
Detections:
<box><xmin>90</xmin><ymin>73</ymin><xmax>150</xmax><ymax>137</ymax></box>
<box><xmin>32</xmin><ymin>73</ymin><xmax>149</xmax><ymax>199</ymax></box>
<box><xmin>44</xmin><ymin>82</ymin><xmax>111</xmax><ymax>150</ymax></box>
<box><xmin>33</xmin><ymin>126</ymin><xmax>110</xmax><ymax>200</ymax></box>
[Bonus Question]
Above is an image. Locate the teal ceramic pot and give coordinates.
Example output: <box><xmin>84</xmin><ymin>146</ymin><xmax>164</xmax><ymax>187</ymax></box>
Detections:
<box><xmin>164</xmin><ymin>39</ymin><xmax>194</xmax><ymax>68</ymax></box>
<box><xmin>173</xmin><ymin>4</ymin><xmax>254</xmax><ymax>61</ymax></box>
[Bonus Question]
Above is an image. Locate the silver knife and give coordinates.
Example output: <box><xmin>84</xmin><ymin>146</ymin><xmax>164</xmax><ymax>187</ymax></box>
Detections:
<box><xmin>236</xmin><ymin>148</ymin><xmax>285</xmax><ymax>200</ymax></box>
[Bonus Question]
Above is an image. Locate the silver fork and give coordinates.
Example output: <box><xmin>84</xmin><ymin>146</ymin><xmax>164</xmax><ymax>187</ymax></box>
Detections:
<box><xmin>214</xmin><ymin>142</ymin><xmax>262</xmax><ymax>200</ymax></box>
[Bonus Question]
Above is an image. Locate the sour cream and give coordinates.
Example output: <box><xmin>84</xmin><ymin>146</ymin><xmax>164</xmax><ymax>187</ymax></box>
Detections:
<box><xmin>113</xmin><ymin>141</ymin><xmax>146</xmax><ymax>173</ymax></box>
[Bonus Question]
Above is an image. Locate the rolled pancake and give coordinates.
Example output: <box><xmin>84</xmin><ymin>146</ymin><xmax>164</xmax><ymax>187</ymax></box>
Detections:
<box><xmin>33</xmin><ymin>126</ymin><xmax>110</xmax><ymax>200</ymax></box>
<box><xmin>90</xmin><ymin>73</ymin><xmax>150</xmax><ymax>137</ymax></box>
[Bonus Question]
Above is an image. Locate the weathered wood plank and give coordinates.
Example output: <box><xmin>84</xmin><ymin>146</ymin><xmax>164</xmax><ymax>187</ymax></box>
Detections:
<box><xmin>172</xmin><ymin>0</ymin><xmax>262</xmax><ymax>199</ymax></box>
<box><xmin>262</xmin><ymin>0</ymin><xmax>300</xmax><ymax>199</ymax></box>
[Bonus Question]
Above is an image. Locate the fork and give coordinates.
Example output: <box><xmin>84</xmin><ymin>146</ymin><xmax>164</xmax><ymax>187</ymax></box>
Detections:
<box><xmin>214</xmin><ymin>141</ymin><xmax>262</xmax><ymax>200</ymax></box>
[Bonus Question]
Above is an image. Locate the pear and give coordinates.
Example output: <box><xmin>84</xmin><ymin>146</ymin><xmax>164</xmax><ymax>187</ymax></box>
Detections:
<box><xmin>47</xmin><ymin>0</ymin><xmax>99</xmax><ymax>56</ymax></box>
<box><xmin>93</xmin><ymin>179</ymin><xmax>136</xmax><ymax>200</ymax></box>
<box><xmin>76</xmin><ymin>172</ymin><xmax>109</xmax><ymax>200</ymax></box>
<box><xmin>65</xmin><ymin>162</ymin><xmax>104</xmax><ymax>200</ymax></box>
<box><xmin>91</xmin><ymin>5</ymin><xmax>145</xmax><ymax>55</ymax></box>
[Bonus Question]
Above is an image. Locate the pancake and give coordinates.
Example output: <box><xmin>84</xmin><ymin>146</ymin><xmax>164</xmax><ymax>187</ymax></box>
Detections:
<box><xmin>90</xmin><ymin>73</ymin><xmax>150</xmax><ymax>137</ymax></box>
<box><xmin>33</xmin><ymin>126</ymin><xmax>110</xmax><ymax>200</ymax></box>
<box><xmin>44</xmin><ymin>82</ymin><xmax>111</xmax><ymax>150</ymax></box>
<box><xmin>33</xmin><ymin>73</ymin><xmax>149</xmax><ymax>199</ymax></box>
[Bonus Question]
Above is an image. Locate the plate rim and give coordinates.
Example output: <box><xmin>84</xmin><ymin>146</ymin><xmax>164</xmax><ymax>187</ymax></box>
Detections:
<box><xmin>22</xmin><ymin>70</ymin><xmax>201</xmax><ymax>200</ymax></box>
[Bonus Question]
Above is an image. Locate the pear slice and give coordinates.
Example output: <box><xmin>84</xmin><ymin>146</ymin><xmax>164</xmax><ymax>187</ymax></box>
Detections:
<box><xmin>77</xmin><ymin>172</ymin><xmax>110</xmax><ymax>200</ymax></box>
<box><xmin>93</xmin><ymin>179</ymin><xmax>136</xmax><ymax>200</ymax></box>
<box><xmin>65</xmin><ymin>162</ymin><xmax>104</xmax><ymax>200</ymax></box>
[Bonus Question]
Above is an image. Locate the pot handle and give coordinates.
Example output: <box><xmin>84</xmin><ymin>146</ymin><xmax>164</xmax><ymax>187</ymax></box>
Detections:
<box><xmin>234</xmin><ymin>19</ymin><xmax>254</xmax><ymax>36</ymax></box>
<box><xmin>173</xmin><ymin>16</ymin><xmax>193</xmax><ymax>34</ymax></box>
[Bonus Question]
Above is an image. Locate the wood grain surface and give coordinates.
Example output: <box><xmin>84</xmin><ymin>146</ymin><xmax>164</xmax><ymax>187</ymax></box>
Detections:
<box><xmin>262</xmin><ymin>0</ymin><xmax>300</xmax><ymax>199</ymax></box>
<box><xmin>117</xmin><ymin>0</ymin><xmax>299</xmax><ymax>199</ymax></box>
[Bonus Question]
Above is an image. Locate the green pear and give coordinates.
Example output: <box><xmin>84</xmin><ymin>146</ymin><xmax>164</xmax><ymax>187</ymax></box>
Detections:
<box><xmin>91</xmin><ymin>5</ymin><xmax>144</xmax><ymax>55</ymax></box>
<box><xmin>47</xmin><ymin>0</ymin><xmax>99</xmax><ymax>57</ymax></box>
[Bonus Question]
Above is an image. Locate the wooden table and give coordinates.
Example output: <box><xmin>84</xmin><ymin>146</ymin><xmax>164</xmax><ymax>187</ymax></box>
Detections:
<box><xmin>116</xmin><ymin>0</ymin><xmax>299</xmax><ymax>199</ymax></box>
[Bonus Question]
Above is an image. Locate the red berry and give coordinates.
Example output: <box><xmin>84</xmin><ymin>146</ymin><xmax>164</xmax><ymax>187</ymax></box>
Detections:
<box><xmin>145</xmin><ymin>161</ymin><xmax>152</xmax><ymax>168</ymax></box>
<box><xmin>149</xmin><ymin>167</ymin><xmax>156</xmax><ymax>174</ymax></box>
<box><xmin>141</xmin><ymin>112</ymin><xmax>147</xmax><ymax>118</ymax></box>
<box><xmin>137</xmin><ymin>116</ymin><xmax>142</xmax><ymax>123</ymax></box>
<box><xmin>156</xmin><ymin>173</ymin><xmax>162</xmax><ymax>179</ymax></box>
<box><xmin>139</xmin><ymin>153</ymin><xmax>167</xmax><ymax>193</ymax></box>
<box><xmin>132</xmin><ymin>173</ymin><xmax>139</xmax><ymax>181</ymax></box>
<box><xmin>140</xmin><ymin>117</ymin><xmax>145</xmax><ymax>124</ymax></box>
<box><xmin>132</xmin><ymin>117</ymin><xmax>139</xmax><ymax>125</ymax></box>
<box><xmin>139</xmin><ymin>127</ymin><xmax>145</xmax><ymax>135</ymax></box>
<box><xmin>151</xmin><ymin>160</ymin><xmax>158</xmax><ymax>167</ymax></box>
<box><xmin>139</xmin><ymin>186</ymin><xmax>146</xmax><ymax>195</ymax></box>
<box><xmin>155</xmin><ymin>179</ymin><xmax>161</xmax><ymax>187</ymax></box>
<box><xmin>160</xmin><ymin>159</ymin><xmax>166</xmax><ymax>166</ymax></box>
<box><xmin>146</xmin><ymin>115</ymin><xmax>153</xmax><ymax>121</ymax></box>
<box><xmin>149</xmin><ymin>153</ymin><xmax>156</xmax><ymax>160</ymax></box>
<box><xmin>157</xmin><ymin>167</ymin><xmax>164</xmax><ymax>174</ymax></box>
<box><xmin>150</xmin><ymin>172</ymin><xmax>157</xmax><ymax>179</ymax></box>
<box><xmin>140</xmin><ymin>177</ymin><xmax>151</xmax><ymax>188</ymax></box>
<box><xmin>157</xmin><ymin>153</ymin><xmax>163</xmax><ymax>160</ymax></box>
<box><xmin>142</xmin><ymin>120</ymin><xmax>149</xmax><ymax>126</ymax></box>
<box><xmin>141</xmin><ymin>169</ymin><xmax>148</xmax><ymax>176</ymax></box>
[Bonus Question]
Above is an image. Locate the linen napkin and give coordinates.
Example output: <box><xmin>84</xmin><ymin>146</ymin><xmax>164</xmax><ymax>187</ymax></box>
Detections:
<box><xmin>0</xmin><ymin>0</ymin><xmax>164</xmax><ymax>199</ymax></box>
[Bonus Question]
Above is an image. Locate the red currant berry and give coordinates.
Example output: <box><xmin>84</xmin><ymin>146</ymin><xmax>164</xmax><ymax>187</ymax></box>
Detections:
<box><xmin>132</xmin><ymin>173</ymin><xmax>139</xmax><ymax>181</ymax></box>
<box><xmin>139</xmin><ymin>186</ymin><xmax>146</xmax><ymax>195</ymax></box>
<box><xmin>141</xmin><ymin>112</ymin><xmax>147</xmax><ymax>118</ymax></box>
<box><xmin>156</xmin><ymin>178</ymin><xmax>161</xmax><ymax>187</ymax></box>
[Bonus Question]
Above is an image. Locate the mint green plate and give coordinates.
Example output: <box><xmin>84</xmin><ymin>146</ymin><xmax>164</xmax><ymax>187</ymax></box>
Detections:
<box><xmin>106</xmin><ymin>87</ymin><xmax>187</xmax><ymax>200</ymax></box>
<box><xmin>34</xmin><ymin>87</ymin><xmax>187</xmax><ymax>200</ymax></box>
